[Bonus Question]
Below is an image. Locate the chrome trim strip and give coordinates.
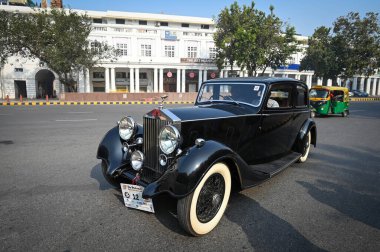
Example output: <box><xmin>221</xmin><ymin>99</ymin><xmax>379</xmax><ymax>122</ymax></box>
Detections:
<box><xmin>162</xmin><ymin>108</ymin><xmax>181</xmax><ymax>122</ymax></box>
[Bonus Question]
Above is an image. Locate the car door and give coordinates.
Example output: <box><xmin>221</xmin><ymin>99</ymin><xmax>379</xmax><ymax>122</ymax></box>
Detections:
<box><xmin>292</xmin><ymin>83</ymin><xmax>310</xmax><ymax>137</ymax></box>
<box><xmin>255</xmin><ymin>82</ymin><xmax>295</xmax><ymax>162</ymax></box>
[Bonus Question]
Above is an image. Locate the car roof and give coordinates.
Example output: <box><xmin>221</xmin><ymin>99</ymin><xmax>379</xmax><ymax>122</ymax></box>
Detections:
<box><xmin>204</xmin><ymin>77</ymin><xmax>303</xmax><ymax>86</ymax></box>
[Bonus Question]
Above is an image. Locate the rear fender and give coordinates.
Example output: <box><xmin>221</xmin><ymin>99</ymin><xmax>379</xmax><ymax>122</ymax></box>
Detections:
<box><xmin>293</xmin><ymin>119</ymin><xmax>317</xmax><ymax>154</ymax></box>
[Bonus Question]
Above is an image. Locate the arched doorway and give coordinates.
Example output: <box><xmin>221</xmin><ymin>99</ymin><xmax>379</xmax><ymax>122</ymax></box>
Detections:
<box><xmin>35</xmin><ymin>69</ymin><xmax>55</xmax><ymax>98</ymax></box>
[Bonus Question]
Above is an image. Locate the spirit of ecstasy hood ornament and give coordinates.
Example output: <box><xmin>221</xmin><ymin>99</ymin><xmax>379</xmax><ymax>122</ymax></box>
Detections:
<box><xmin>159</xmin><ymin>95</ymin><xmax>168</xmax><ymax>109</ymax></box>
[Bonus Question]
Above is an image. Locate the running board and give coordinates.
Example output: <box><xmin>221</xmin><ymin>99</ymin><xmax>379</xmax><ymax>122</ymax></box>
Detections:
<box><xmin>250</xmin><ymin>152</ymin><xmax>301</xmax><ymax>179</ymax></box>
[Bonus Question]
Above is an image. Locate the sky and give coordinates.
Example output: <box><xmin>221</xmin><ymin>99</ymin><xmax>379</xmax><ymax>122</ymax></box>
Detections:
<box><xmin>56</xmin><ymin>0</ymin><xmax>380</xmax><ymax>36</ymax></box>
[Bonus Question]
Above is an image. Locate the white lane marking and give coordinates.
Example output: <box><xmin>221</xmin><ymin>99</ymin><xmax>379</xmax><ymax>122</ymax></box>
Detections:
<box><xmin>66</xmin><ymin>112</ymin><xmax>94</xmax><ymax>114</ymax></box>
<box><xmin>0</xmin><ymin>114</ymin><xmax>11</xmax><ymax>116</ymax></box>
<box><xmin>55</xmin><ymin>119</ymin><xmax>98</xmax><ymax>122</ymax></box>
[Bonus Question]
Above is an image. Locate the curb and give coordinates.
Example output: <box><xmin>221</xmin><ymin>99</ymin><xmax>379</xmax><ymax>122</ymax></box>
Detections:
<box><xmin>349</xmin><ymin>97</ymin><xmax>380</xmax><ymax>101</ymax></box>
<box><xmin>0</xmin><ymin>101</ymin><xmax>194</xmax><ymax>106</ymax></box>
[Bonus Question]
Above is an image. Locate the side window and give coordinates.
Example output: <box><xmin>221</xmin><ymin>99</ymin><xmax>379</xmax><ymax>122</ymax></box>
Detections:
<box><xmin>266</xmin><ymin>84</ymin><xmax>292</xmax><ymax>109</ymax></box>
<box><xmin>295</xmin><ymin>85</ymin><xmax>308</xmax><ymax>107</ymax></box>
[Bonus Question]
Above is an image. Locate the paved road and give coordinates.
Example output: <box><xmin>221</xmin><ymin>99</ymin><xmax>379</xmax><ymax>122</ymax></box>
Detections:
<box><xmin>0</xmin><ymin>102</ymin><xmax>379</xmax><ymax>251</ymax></box>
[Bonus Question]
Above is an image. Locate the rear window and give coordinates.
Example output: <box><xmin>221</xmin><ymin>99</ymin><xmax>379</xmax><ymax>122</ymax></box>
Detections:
<box><xmin>295</xmin><ymin>85</ymin><xmax>308</xmax><ymax>107</ymax></box>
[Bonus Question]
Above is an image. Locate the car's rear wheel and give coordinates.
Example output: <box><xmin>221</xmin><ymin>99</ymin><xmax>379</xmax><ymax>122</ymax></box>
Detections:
<box><xmin>177</xmin><ymin>162</ymin><xmax>231</xmax><ymax>236</ymax></box>
<box><xmin>101</xmin><ymin>160</ymin><xmax>122</xmax><ymax>188</ymax></box>
<box><xmin>298</xmin><ymin>132</ymin><xmax>311</xmax><ymax>163</ymax></box>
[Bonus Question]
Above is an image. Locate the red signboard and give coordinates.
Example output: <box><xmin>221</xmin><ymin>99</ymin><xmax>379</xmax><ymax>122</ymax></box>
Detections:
<box><xmin>210</xmin><ymin>72</ymin><xmax>216</xmax><ymax>79</ymax></box>
<box><xmin>189</xmin><ymin>72</ymin><xmax>195</xmax><ymax>78</ymax></box>
<box><xmin>167</xmin><ymin>71</ymin><xmax>173</xmax><ymax>78</ymax></box>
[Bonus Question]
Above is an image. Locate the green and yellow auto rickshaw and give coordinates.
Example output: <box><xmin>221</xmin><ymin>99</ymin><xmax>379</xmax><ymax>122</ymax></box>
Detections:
<box><xmin>309</xmin><ymin>86</ymin><xmax>350</xmax><ymax>117</ymax></box>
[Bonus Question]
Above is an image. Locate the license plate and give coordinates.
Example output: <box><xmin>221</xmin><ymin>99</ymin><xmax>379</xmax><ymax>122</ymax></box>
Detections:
<box><xmin>120</xmin><ymin>183</ymin><xmax>155</xmax><ymax>213</ymax></box>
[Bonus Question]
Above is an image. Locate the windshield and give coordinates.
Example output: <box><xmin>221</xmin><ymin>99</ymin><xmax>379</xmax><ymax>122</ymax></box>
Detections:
<box><xmin>197</xmin><ymin>83</ymin><xmax>266</xmax><ymax>107</ymax></box>
<box><xmin>310</xmin><ymin>89</ymin><xmax>329</xmax><ymax>98</ymax></box>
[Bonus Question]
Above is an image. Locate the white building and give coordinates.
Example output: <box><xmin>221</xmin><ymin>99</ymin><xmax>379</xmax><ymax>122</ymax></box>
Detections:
<box><xmin>7</xmin><ymin>4</ymin><xmax>375</xmax><ymax>100</ymax></box>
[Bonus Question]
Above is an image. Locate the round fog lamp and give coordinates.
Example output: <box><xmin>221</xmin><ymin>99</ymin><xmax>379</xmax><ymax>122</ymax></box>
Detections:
<box><xmin>131</xmin><ymin>150</ymin><xmax>144</xmax><ymax>171</ymax></box>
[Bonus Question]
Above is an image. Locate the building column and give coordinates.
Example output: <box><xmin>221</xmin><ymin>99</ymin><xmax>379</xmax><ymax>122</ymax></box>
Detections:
<box><xmin>376</xmin><ymin>78</ymin><xmax>380</xmax><ymax>96</ymax></box>
<box><xmin>26</xmin><ymin>79</ymin><xmax>36</xmax><ymax>99</ymax></box>
<box><xmin>85</xmin><ymin>69</ymin><xmax>90</xmax><ymax>93</ymax></box>
<box><xmin>244</xmin><ymin>70</ymin><xmax>248</xmax><ymax>77</ymax></box>
<box><xmin>219</xmin><ymin>70</ymin><xmax>223</xmax><ymax>78</ymax></box>
<box><xmin>306</xmin><ymin>75</ymin><xmax>312</xmax><ymax>89</ymax></box>
<box><xmin>295</xmin><ymin>74</ymin><xmax>301</xmax><ymax>80</ymax></box>
<box><xmin>317</xmin><ymin>78</ymin><xmax>322</xmax><ymax>85</ymax></box>
<box><xmin>327</xmin><ymin>79</ymin><xmax>332</xmax><ymax>86</ymax></box>
<box><xmin>110</xmin><ymin>67</ymin><xmax>116</xmax><ymax>92</ymax></box>
<box><xmin>337</xmin><ymin>77</ymin><xmax>341</xmax><ymax>87</ymax></box>
<box><xmin>129</xmin><ymin>68</ymin><xmax>134</xmax><ymax>93</ymax></box>
<box><xmin>135</xmin><ymin>68</ymin><xmax>140</xmax><ymax>92</ymax></box>
<box><xmin>78</xmin><ymin>69</ymin><xmax>85</xmax><ymax>93</ymax></box>
<box><xmin>105</xmin><ymin>67</ymin><xmax>110</xmax><ymax>93</ymax></box>
<box><xmin>153</xmin><ymin>68</ymin><xmax>158</xmax><ymax>93</ymax></box>
<box><xmin>176</xmin><ymin>69</ymin><xmax>181</xmax><ymax>93</ymax></box>
<box><xmin>224</xmin><ymin>70</ymin><xmax>229</xmax><ymax>78</ymax></box>
<box><xmin>371</xmin><ymin>78</ymin><xmax>377</xmax><ymax>96</ymax></box>
<box><xmin>198</xmin><ymin>70</ymin><xmax>203</xmax><ymax>90</ymax></box>
<box><xmin>159</xmin><ymin>68</ymin><xmax>164</xmax><ymax>93</ymax></box>
<box><xmin>359</xmin><ymin>77</ymin><xmax>365</xmax><ymax>91</ymax></box>
<box><xmin>239</xmin><ymin>70</ymin><xmax>244</xmax><ymax>77</ymax></box>
<box><xmin>366</xmin><ymin>78</ymin><xmax>371</xmax><ymax>94</ymax></box>
<box><xmin>181</xmin><ymin>69</ymin><xmax>186</xmax><ymax>93</ymax></box>
<box><xmin>352</xmin><ymin>77</ymin><xmax>358</xmax><ymax>90</ymax></box>
<box><xmin>203</xmin><ymin>70</ymin><xmax>207</xmax><ymax>83</ymax></box>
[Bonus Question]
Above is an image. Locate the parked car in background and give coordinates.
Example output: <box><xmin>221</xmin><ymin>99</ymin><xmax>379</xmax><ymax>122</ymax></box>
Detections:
<box><xmin>97</xmin><ymin>77</ymin><xmax>317</xmax><ymax>236</ymax></box>
<box><xmin>352</xmin><ymin>90</ymin><xmax>369</xmax><ymax>97</ymax></box>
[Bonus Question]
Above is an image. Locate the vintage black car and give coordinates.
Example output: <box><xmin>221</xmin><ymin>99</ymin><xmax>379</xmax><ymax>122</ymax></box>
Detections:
<box><xmin>97</xmin><ymin>77</ymin><xmax>317</xmax><ymax>236</ymax></box>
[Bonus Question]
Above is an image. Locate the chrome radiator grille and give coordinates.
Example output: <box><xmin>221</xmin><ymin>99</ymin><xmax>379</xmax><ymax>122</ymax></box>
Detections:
<box><xmin>142</xmin><ymin>116</ymin><xmax>171</xmax><ymax>182</ymax></box>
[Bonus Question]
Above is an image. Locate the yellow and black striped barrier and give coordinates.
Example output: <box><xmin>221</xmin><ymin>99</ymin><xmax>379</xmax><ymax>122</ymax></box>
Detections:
<box><xmin>349</xmin><ymin>97</ymin><xmax>380</xmax><ymax>102</ymax></box>
<box><xmin>0</xmin><ymin>101</ymin><xmax>194</xmax><ymax>106</ymax></box>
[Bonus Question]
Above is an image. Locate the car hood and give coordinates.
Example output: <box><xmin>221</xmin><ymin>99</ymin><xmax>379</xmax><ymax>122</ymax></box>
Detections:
<box><xmin>163</xmin><ymin>103</ymin><xmax>260</xmax><ymax>122</ymax></box>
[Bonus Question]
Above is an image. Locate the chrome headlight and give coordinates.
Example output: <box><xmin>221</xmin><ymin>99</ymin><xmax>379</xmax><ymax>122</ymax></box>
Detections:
<box><xmin>131</xmin><ymin>150</ymin><xmax>144</xmax><ymax>171</ymax></box>
<box><xmin>119</xmin><ymin>116</ymin><xmax>136</xmax><ymax>141</ymax></box>
<box><xmin>159</xmin><ymin>125</ymin><xmax>181</xmax><ymax>155</ymax></box>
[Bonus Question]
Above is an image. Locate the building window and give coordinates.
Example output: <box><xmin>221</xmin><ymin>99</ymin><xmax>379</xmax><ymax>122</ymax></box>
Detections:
<box><xmin>139</xmin><ymin>20</ymin><xmax>147</xmax><ymax>25</ymax></box>
<box><xmin>14</xmin><ymin>68</ymin><xmax>23</xmax><ymax>72</ymax></box>
<box><xmin>116</xmin><ymin>43</ymin><xmax>128</xmax><ymax>56</ymax></box>
<box><xmin>116</xmin><ymin>72</ymin><xmax>127</xmax><ymax>79</ymax></box>
<box><xmin>187</xmin><ymin>46</ymin><xmax>197</xmax><ymax>58</ymax></box>
<box><xmin>201</xmin><ymin>24</ymin><xmax>210</xmax><ymax>29</ymax></box>
<box><xmin>181</xmin><ymin>23</ymin><xmax>189</xmax><ymax>28</ymax></box>
<box><xmin>93</xmin><ymin>18</ymin><xmax>103</xmax><ymax>24</ymax></box>
<box><xmin>160</xmin><ymin>22</ymin><xmax>168</xmax><ymax>26</ymax></box>
<box><xmin>141</xmin><ymin>44</ymin><xmax>152</xmax><ymax>57</ymax></box>
<box><xmin>165</xmin><ymin>45</ymin><xmax>175</xmax><ymax>58</ymax></box>
<box><xmin>116</xmin><ymin>19</ymin><xmax>125</xmax><ymax>25</ymax></box>
<box><xmin>90</xmin><ymin>41</ymin><xmax>102</xmax><ymax>52</ymax></box>
<box><xmin>209</xmin><ymin>47</ymin><xmax>217</xmax><ymax>59</ymax></box>
<box><xmin>139</xmin><ymin>73</ymin><xmax>148</xmax><ymax>79</ymax></box>
<box><xmin>93</xmin><ymin>72</ymin><xmax>105</xmax><ymax>79</ymax></box>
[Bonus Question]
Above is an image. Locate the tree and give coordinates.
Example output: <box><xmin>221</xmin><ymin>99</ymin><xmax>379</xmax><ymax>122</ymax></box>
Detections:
<box><xmin>300</xmin><ymin>12</ymin><xmax>380</xmax><ymax>85</ymax></box>
<box><xmin>333</xmin><ymin>12</ymin><xmax>380</xmax><ymax>78</ymax></box>
<box><xmin>214</xmin><ymin>1</ymin><xmax>298</xmax><ymax>76</ymax></box>
<box><xmin>300</xmin><ymin>27</ymin><xmax>343</xmax><ymax>85</ymax></box>
<box><xmin>0</xmin><ymin>8</ymin><xmax>116</xmax><ymax>91</ymax></box>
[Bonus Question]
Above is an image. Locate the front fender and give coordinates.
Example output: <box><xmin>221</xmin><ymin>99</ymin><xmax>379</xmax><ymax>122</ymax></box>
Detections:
<box><xmin>142</xmin><ymin>140</ymin><xmax>240</xmax><ymax>199</ymax></box>
<box><xmin>293</xmin><ymin>119</ymin><xmax>317</xmax><ymax>154</ymax></box>
<box><xmin>96</xmin><ymin>126</ymin><xmax>129</xmax><ymax>176</ymax></box>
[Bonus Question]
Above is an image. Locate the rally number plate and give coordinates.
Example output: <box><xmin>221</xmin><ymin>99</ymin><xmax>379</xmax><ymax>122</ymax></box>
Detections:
<box><xmin>121</xmin><ymin>183</ymin><xmax>155</xmax><ymax>213</ymax></box>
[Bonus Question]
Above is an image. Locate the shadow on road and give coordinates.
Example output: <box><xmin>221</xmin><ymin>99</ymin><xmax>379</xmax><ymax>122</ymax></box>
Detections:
<box><xmin>225</xmin><ymin>192</ymin><xmax>326</xmax><ymax>251</ymax></box>
<box><xmin>90</xmin><ymin>164</ymin><xmax>114</xmax><ymax>190</ymax></box>
<box><xmin>298</xmin><ymin>180</ymin><xmax>380</xmax><ymax>230</ymax></box>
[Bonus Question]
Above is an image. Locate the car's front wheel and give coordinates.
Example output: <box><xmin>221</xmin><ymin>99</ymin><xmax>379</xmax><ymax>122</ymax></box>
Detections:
<box><xmin>298</xmin><ymin>131</ymin><xmax>311</xmax><ymax>163</ymax></box>
<box><xmin>177</xmin><ymin>162</ymin><xmax>231</xmax><ymax>236</ymax></box>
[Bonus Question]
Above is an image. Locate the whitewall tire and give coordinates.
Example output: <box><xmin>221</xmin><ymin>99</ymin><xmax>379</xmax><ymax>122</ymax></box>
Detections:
<box><xmin>177</xmin><ymin>162</ymin><xmax>231</xmax><ymax>236</ymax></box>
<box><xmin>298</xmin><ymin>132</ymin><xmax>311</xmax><ymax>163</ymax></box>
